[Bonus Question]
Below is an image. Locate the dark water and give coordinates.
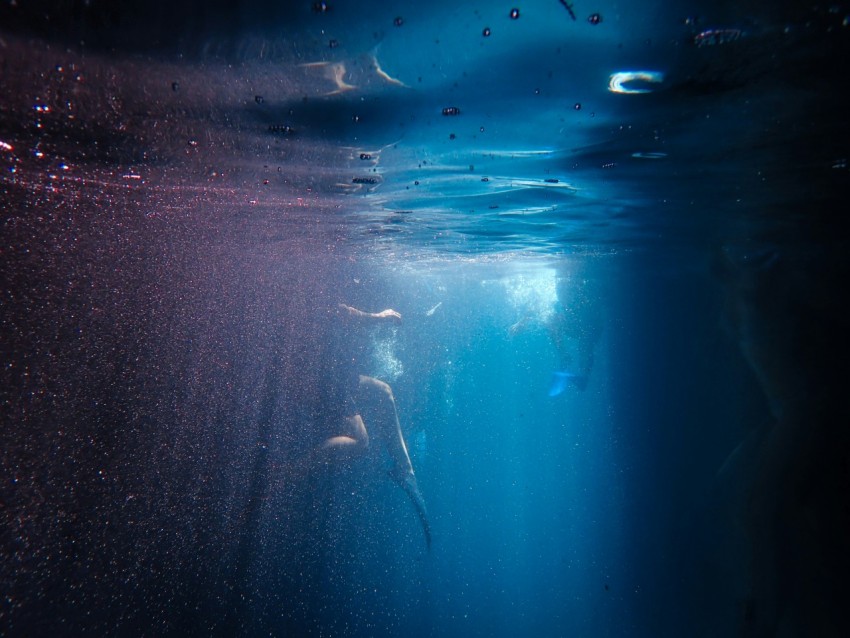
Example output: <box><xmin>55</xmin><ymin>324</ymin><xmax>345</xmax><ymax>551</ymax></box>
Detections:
<box><xmin>2</xmin><ymin>1</ymin><xmax>848</xmax><ymax>636</ymax></box>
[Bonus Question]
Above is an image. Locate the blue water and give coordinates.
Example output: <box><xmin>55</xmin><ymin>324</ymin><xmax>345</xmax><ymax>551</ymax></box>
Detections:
<box><xmin>2</xmin><ymin>1</ymin><xmax>848</xmax><ymax>637</ymax></box>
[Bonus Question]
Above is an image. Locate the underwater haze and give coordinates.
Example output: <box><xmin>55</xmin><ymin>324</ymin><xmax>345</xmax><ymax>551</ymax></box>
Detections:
<box><xmin>2</xmin><ymin>1</ymin><xmax>848</xmax><ymax>636</ymax></box>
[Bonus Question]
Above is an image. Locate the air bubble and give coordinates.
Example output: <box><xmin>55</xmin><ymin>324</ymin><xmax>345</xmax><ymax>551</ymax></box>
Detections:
<box><xmin>483</xmin><ymin>27</ymin><xmax>491</xmax><ymax>37</ymax></box>
<box><xmin>510</xmin><ymin>8</ymin><xmax>520</xmax><ymax>20</ymax></box>
<box><xmin>587</xmin><ymin>13</ymin><xmax>602</xmax><ymax>25</ymax></box>
<box><xmin>394</xmin><ymin>17</ymin><xmax>404</xmax><ymax>27</ymax></box>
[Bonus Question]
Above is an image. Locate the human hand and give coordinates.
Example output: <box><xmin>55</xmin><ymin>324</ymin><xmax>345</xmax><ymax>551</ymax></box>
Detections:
<box><xmin>375</xmin><ymin>309</ymin><xmax>402</xmax><ymax>322</ymax></box>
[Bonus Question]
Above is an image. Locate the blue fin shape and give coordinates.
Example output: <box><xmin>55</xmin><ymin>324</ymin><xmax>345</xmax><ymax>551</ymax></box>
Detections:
<box><xmin>548</xmin><ymin>371</ymin><xmax>578</xmax><ymax>397</ymax></box>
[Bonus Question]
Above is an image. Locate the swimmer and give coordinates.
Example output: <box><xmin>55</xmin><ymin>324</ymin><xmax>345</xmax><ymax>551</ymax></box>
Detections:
<box><xmin>509</xmin><ymin>267</ymin><xmax>603</xmax><ymax>395</ymax></box>
<box><xmin>320</xmin><ymin>303</ymin><xmax>431</xmax><ymax>548</ymax></box>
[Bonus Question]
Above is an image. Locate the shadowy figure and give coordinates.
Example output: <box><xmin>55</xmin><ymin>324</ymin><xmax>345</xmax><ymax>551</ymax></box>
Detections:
<box><xmin>314</xmin><ymin>303</ymin><xmax>431</xmax><ymax>549</ymax></box>
<box><xmin>715</xmin><ymin>242</ymin><xmax>849</xmax><ymax>637</ymax></box>
<box><xmin>510</xmin><ymin>269</ymin><xmax>603</xmax><ymax>395</ymax></box>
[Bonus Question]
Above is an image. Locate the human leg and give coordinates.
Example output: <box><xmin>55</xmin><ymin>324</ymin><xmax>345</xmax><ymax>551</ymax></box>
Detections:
<box><xmin>357</xmin><ymin>375</ymin><xmax>431</xmax><ymax>547</ymax></box>
<box><xmin>356</xmin><ymin>375</ymin><xmax>413</xmax><ymax>474</ymax></box>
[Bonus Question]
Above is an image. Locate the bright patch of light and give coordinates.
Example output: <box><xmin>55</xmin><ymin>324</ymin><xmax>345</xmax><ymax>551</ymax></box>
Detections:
<box><xmin>502</xmin><ymin>267</ymin><xmax>558</xmax><ymax>322</ymax></box>
<box><xmin>608</xmin><ymin>71</ymin><xmax>664</xmax><ymax>94</ymax></box>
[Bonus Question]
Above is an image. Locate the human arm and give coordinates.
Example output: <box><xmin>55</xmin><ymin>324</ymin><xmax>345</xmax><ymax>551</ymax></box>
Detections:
<box><xmin>338</xmin><ymin>303</ymin><xmax>402</xmax><ymax>323</ymax></box>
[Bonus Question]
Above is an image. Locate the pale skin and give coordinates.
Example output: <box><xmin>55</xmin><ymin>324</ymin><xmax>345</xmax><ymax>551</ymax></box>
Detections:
<box><xmin>322</xmin><ymin>373</ymin><xmax>415</xmax><ymax>480</ymax></box>
<box><xmin>323</xmin><ymin>304</ymin><xmax>429</xmax><ymax>546</ymax></box>
<box><xmin>328</xmin><ymin>305</ymin><xmax>409</xmax><ymax>474</ymax></box>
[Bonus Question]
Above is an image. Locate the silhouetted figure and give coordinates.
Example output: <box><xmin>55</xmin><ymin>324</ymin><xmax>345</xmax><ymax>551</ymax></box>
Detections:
<box><xmin>510</xmin><ymin>269</ymin><xmax>603</xmax><ymax>395</ymax></box>
<box><xmin>316</xmin><ymin>303</ymin><xmax>431</xmax><ymax>548</ymax></box>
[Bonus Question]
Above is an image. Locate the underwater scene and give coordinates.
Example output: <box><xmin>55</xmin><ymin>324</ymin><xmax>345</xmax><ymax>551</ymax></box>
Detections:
<box><xmin>2</xmin><ymin>1</ymin><xmax>848</xmax><ymax>636</ymax></box>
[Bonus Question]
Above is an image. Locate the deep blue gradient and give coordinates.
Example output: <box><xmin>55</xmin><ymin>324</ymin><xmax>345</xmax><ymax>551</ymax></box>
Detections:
<box><xmin>2</xmin><ymin>2</ymin><xmax>848</xmax><ymax>637</ymax></box>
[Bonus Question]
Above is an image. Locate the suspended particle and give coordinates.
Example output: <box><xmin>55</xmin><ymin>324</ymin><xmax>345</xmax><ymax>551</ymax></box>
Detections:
<box><xmin>352</xmin><ymin>115</ymin><xmax>361</xmax><ymax>123</ymax></box>
<box><xmin>574</xmin><ymin>102</ymin><xmax>581</xmax><ymax>110</ymax></box>
<box><xmin>510</xmin><ymin>9</ymin><xmax>520</xmax><ymax>20</ymax></box>
<box><xmin>480</xmin><ymin>126</ymin><xmax>485</xmax><ymax>132</ymax></box>
<box><xmin>414</xmin><ymin>180</ymin><xmax>420</xmax><ymax>185</ymax></box>
<box><xmin>263</xmin><ymin>179</ymin><xmax>269</xmax><ymax>185</ymax></box>
<box><xmin>268</xmin><ymin>124</ymin><xmax>295</xmax><ymax>134</ymax></box>
<box><xmin>187</xmin><ymin>139</ymin><xmax>198</xmax><ymax>147</ymax></box>
<box><xmin>694</xmin><ymin>28</ymin><xmax>742</xmax><ymax>47</ymax></box>
<box><xmin>329</xmin><ymin>39</ymin><xmax>339</xmax><ymax>48</ymax></box>
<box><xmin>483</xmin><ymin>27</ymin><xmax>492</xmax><ymax>37</ymax></box>
<box><xmin>171</xmin><ymin>81</ymin><xmax>179</xmax><ymax>91</ymax></box>
<box><xmin>534</xmin><ymin>88</ymin><xmax>540</xmax><ymax>95</ymax></box>
<box><xmin>394</xmin><ymin>16</ymin><xmax>404</xmax><ymax>27</ymax></box>
<box><xmin>559</xmin><ymin>0</ymin><xmax>577</xmax><ymax>20</ymax></box>
<box><xmin>449</xmin><ymin>133</ymin><xmax>456</xmax><ymax>140</ymax></box>
<box><xmin>255</xmin><ymin>95</ymin><xmax>264</xmax><ymax>104</ymax></box>
<box><xmin>587</xmin><ymin>13</ymin><xmax>602</xmax><ymax>25</ymax></box>
<box><xmin>313</xmin><ymin>2</ymin><xmax>330</xmax><ymax>13</ymax></box>
<box><xmin>442</xmin><ymin>106</ymin><xmax>461</xmax><ymax>116</ymax></box>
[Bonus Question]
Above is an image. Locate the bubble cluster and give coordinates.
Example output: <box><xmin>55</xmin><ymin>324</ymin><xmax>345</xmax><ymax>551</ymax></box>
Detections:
<box><xmin>442</xmin><ymin>106</ymin><xmax>461</xmax><ymax>116</ymax></box>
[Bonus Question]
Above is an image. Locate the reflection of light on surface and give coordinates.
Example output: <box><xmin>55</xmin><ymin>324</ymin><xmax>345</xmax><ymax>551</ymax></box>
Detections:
<box><xmin>631</xmin><ymin>151</ymin><xmax>667</xmax><ymax>159</ymax></box>
<box><xmin>608</xmin><ymin>71</ymin><xmax>664</xmax><ymax>94</ymax></box>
